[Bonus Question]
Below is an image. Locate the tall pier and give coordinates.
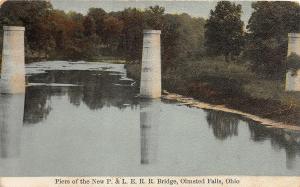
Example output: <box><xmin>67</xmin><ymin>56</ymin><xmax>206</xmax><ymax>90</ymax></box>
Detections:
<box><xmin>287</xmin><ymin>33</ymin><xmax>300</xmax><ymax>56</ymax></box>
<box><xmin>140</xmin><ymin>30</ymin><xmax>161</xmax><ymax>98</ymax></box>
<box><xmin>0</xmin><ymin>26</ymin><xmax>25</xmax><ymax>94</ymax></box>
<box><xmin>285</xmin><ymin>33</ymin><xmax>300</xmax><ymax>91</ymax></box>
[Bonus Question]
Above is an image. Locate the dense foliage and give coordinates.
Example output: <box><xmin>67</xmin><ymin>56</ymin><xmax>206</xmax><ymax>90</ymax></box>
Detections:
<box><xmin>287</xmin><ymin>53</ymin><xmax>300</xmax><ymax>71</ymax></box>
<box><xmin>0</xmin><ymin>1</ymin><xmax>205</xmax><ymax>68</ymax></box>
<box><xmin>0</xmin><ymin>1</ymin><xmax>300</xmax><ymax>78</ymax></box>
<box><xmin>246</xmin><ymin>1</ymin><xmax>300</xmax><ymax>78</ymax></box>
<box><xmin>204</xmin><ymin>1</ymin><xmax>244</xmax><ymax>62</ymax></box>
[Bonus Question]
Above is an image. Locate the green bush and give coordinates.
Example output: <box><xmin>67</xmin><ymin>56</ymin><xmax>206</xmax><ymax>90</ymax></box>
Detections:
<box><xmin>287</xmin><ymin>52</ymin><xmax>300</xmax><ymax>70</ymax></box>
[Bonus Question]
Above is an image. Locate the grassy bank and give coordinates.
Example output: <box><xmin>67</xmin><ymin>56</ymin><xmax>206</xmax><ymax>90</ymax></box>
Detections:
<box><xmin>126</xmin><ymin>58</ymin><xmax>300</xmax><ymax>126</ymax></box>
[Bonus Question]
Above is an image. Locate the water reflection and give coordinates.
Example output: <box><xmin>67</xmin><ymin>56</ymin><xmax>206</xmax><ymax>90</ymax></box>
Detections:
<box><xmin>205</xmin><ymin>109</ymin><xmax>300</xmax><ymax>170</ymax></box>
<box><xmin>206</xmin><ymin>110</ymin><xmax>238</xmax><ymax>140</ymax></box>
<box><xmin>24</xmin><ymin>70</ymin><xmax>138</xmax><ymax>125</ymax></box>
<box><xmin>140</xmin><ymin>99</ymin><xmax>160</xmax><ymax>164</ymax></box>
<box><xmin>24</xmin><ymin>87</ymin><xmax>52</xmax><ymax>125</ymax></box>
<box><xmin>248</xmin><ymin>122</ymin><xmax>300</xmax><ymax>169</ymax></box>
<box><xmin>0</xmin><ymin>94</ymin><xmax>25</xmax><ymax>158</ymax></box>
<box><xmin>0</xmin><ymin>62</ymin><xmax>297</xmax><ymax>175</ymax></box>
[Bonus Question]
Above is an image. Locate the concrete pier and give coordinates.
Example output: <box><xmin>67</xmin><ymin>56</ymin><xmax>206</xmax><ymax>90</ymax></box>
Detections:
<box><xmin>286</xmin><ymin>70</ymin><xmax>300</xmax><ymax>91</ymax></box>
<box><xmin>140</xmin><ymin>99</ymin><xmax>160</xmax><ymax>164</ymax></box>
<box><xmin>0</xmin><ymin>26</ymin><xmax>25</xmax><ymax>94</ymax></box>
<box><xmin>140</xmin><ymin>30</ymin><xmax>161</xmax><ymax>98</ymax></box>
<box><xmin>287</xmin><ymin>33</ymin><xmax>300</xmax><ymax>56</ymax></box>
<box><xmin>285</xmin><ymin>33</ymin><xmax>300</xmax><ymax>91</ymax></box>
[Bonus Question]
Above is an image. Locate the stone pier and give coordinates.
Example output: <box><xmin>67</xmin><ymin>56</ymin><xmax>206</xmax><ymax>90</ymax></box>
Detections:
<box><xmin>287</xmin><ymin>33</ymin><xmax>300</xmax><ymax>56</ymax></box>
<box><xmin>0</xmin><ymin>26</ymin><xmax>25</xmax><ymax>94</ymax></box>
<box><xmin>285</xmin><ymin>33</ymin><xmax>300</xmax><ymax>91</ymax></box>
<box><xmin>140</xmin><ymin>30</ymin><xmax>161</xmax><ymax>98</ymax></box>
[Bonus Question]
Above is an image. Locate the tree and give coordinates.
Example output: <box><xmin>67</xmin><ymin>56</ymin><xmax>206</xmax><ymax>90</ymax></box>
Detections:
<box><xmin>162</xmin><ymin>13</ymin><xmax>205</xmax><ymax>66</ymax></box>
<box><xmin>144</xmin><ymin>5</ymin><xmax>165</xmax><ymax>30</ymax></box>
<box><xmin>67</xmin><ymin>11</ymin><xmax>84</xmax><ymax>22</ymax></box>
<box><xmin>204</xmin><ymin>1</ymin><xmax>244</xmax><ymax>62</ymax></box>
<box><xmin>102</xmin><ymin>16</ymin><xmax>123</xmax><ymax>50</ymax></box>
<box><xmin>0</xmin><ymin>1</ymin><xmax>54</xmax><ymax>59</ymax></box>
<box><xmin>87</xmin><ymin>8</ymin><xmax>107</xmax><ymax>40</ymax></box>
<box><xmin>0</xmin><ymin>2</ymin><xmax>206</xmax><ymax>64</ymax></box>
<box><xmin>117</xmin><ymin>8</ymin><xmax>145</xmax><ymax>61</ymax></box>
<box><xmin>246</xmin><ymin>1</ymin><xmax>300</xmax><ymax>78</ymax></box>
<box><xmin>83</xmin><ymin>16</ymin><xmax>96</xmax><ymax>37</ymax></box>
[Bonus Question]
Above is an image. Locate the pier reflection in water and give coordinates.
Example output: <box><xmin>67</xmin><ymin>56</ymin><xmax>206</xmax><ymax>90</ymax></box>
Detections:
<box><xmin>0</xmin><ymin>94</ymin><xmax>25</xmax><ymax>175</ymax></box>
<box><xmin>140</xmin><ymin>99</ymin><xmax>160</xmax><ymax>164</ymax></box>
<box><xmin>0</xmin><ymin>61</ymin><xmax>299</xmax><ymax>176</ymax></box>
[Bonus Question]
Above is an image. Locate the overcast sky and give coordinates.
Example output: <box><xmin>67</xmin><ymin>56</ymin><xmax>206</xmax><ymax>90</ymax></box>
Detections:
<box><xmin>50</xmin><ymin>0</ymin><xmax>254</xmax><ymax>22</ymax></box>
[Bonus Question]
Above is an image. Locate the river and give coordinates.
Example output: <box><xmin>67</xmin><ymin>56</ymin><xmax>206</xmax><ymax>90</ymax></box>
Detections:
<box><xmin>0</xmin><ymin>61</ymin><xmax>299</xmax><ymax>176</ymax></box>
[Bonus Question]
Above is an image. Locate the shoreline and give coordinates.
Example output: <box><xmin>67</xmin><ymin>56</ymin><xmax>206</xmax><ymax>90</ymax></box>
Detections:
<box><xmin>125</xmin><ymin>62</ymin><xmax>300</xmax><ymax>130</ymax></box>
<box><xmin>162</xmin><ymin>90</ymin><xmax>300</xmax><ymax>131</ymax></box>
<box><xmin>3</xmin><ymin>60</ymin><xmax>300</xmax><ymax>131</ymax></box>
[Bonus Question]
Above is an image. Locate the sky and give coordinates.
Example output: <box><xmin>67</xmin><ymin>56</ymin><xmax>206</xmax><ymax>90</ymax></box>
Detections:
<box><xmin>50</xmin><ymin>0</ymin><xmax>254</xmax><ymax>23</ymax></box>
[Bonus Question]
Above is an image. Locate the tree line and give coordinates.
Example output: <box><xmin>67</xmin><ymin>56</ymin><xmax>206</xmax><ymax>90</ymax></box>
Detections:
<box><xmin>0</xmin><ymin>1</ymin><xmax>300</xmax><ymax>78</ymax></box>
<box><xmin>205</xmin><ymin>1</ymin><xmax>300</xmax><ymax>78</ymax></box>
<box><xmin>0</xmin><ymin>1</ymin><xmax>205</xmax><ymax>67</ymax></box>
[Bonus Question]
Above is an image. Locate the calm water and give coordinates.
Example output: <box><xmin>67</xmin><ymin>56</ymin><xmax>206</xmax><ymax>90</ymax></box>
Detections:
<box><xmin>0</xmin><ymin>61</ymin><xmax>300</xmax><ymax>176</ymax></box>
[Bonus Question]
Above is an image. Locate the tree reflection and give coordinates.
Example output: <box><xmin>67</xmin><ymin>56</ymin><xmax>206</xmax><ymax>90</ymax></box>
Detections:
<box><xmin>24</xmin><ymin>69</ymin><xmax>139</xmax><ymax>125</ymax></box>
<box><xmin>23</xmin><ymin>86</ymin><xmax>52</xmax><ymax>125</ymax></box>
<box><xmin>68</xmin><ymin>86</ymin><xmax>83</xmax><ymax>107</ymax></box>
<box><xmin>205</xmin><ymin>110</ymin><xmax>239</xmax><ymax>140</ymax></box>
<box><xmin>248</xmin><ymin>122</ymin><xmax>300</xmax><ymax>169</ymax></box>
<box><xmin>205</xmin><ymin>109</ymin><xmax>300</xmax><ymax>169</ymax></box>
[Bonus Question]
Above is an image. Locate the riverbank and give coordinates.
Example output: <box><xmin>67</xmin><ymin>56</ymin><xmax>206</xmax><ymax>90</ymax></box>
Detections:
<box><xmin>162</xmin><ymin>91</ymin><xmax>300</xmax><ymax>131</ymax></box>
<box><xmin>126</xmin><ymin>58</ymin><xmax>300</xmax><ymax>127</ymax></box>
<box><xmin>2</xmin><ymin>58</ymin><xmax>300</xmax><ymax>128</ymax></box>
